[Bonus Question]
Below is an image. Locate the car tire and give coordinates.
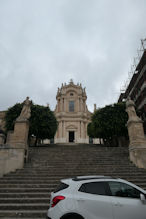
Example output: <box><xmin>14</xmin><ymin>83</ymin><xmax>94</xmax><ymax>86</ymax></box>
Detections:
<box><xmin>67</xmin><ymin>217</ymin><xmax>81</xmax><ymax>219</ymax></box>
<box><xmin>66</xmin><ymin>216</ymin><xmax>83</xmax><ymax>219</ymax></box>
<box><xmin>61</xmin><ymin>214</ymin><xmax>83</xmax><ymax>219</ymax></box>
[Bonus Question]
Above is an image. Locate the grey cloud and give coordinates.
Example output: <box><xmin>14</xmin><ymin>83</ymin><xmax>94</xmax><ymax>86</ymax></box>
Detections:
<box><xmin>0</xmin><ymin>0</ymin><xmax>146</xmax><ymax>112</ymax></box>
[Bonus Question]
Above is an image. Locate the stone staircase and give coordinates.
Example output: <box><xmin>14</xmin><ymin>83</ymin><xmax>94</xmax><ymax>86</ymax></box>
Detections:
<box><xmin>0</xmin><ymin>144</ymin><xmax>146</xmax><ymax>218</ymax></box>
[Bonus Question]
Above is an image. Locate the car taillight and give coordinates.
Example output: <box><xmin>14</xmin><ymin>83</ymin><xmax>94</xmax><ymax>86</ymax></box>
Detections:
<box><xmin>51</xmin><ymin>196</ymin><xmax>65</xmax><ymax>207</ymax></box>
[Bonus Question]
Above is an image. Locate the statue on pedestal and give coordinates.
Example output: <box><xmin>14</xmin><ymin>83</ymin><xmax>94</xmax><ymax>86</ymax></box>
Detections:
<box><xmin>126</xmin><ymin>97</ymin><xmax>141</xmax><ymax>122</ymax></box>
<box><xmin>17</xmin><ymin>97</ymin><xmax>32</xmax><ymax>121</ymax></box>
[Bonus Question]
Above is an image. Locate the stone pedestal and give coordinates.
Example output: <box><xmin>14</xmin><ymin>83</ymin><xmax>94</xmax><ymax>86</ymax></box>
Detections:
<box><xmin>6</xmin><ymin>119</ymin><xmax>29</xmax><ymax>162</ymax></box>
<box><xmin>128</xmin><ymin>119</ymin><xmax>146</xmax><ymax>168</ymax></box>
<box><xmin>126</xmin><ymin>99</ymin><xmax>146</xmax><ymax>169</ymax></box>
<box><xmin>7</xmin><ymin>120</ymin><xmax>29</xmax><ymax>147</ymax></box>
<box><xmin>0</xmin><ymin>97</ymin><xmax>31</xmax><ymax>177</ymax></box>
<box><xmin>0</xmin><ymin>146</ymin><xmax>25</xmax><ymax>177</ymax></box>
<box><xmin>0</xmin><ymin>134</ymin><xmax>5</xmax><ymax>145</ymax></box>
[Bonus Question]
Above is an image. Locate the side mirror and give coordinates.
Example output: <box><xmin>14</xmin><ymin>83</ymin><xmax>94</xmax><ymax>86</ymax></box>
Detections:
<box><xmin>140</xmin><ymin>193</ymin><xmax>146</xmax><ymax>203</ymax></box>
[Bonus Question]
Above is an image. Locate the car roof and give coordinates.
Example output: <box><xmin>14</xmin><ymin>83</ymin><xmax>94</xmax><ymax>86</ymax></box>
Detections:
<box><xmin>61</xmin><ymin>175</ymin><xmax>115</xmax><ymax>184</ymax></box>
<box><xmin>59</xmin><ymin>176</ymin><xmax>146</xmax><ymax>194</ymax></box>
<box><xmin>72</xmin><ymin>175</ymin><xmax>114</xmax><ymax>181</ymax></box>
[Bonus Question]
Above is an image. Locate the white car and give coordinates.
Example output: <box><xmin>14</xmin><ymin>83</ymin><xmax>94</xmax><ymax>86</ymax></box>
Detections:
<box><xmin>47</xmin><ymin>175</ymin><xmax>146</xmax><ymax>219</ymax></box>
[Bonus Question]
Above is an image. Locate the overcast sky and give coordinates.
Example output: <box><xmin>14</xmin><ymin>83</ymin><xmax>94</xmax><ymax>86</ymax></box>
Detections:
<box><xmin>0</xmin><ymin>0</ymin><xmax>146</xmax><ymax>112</ymax></box>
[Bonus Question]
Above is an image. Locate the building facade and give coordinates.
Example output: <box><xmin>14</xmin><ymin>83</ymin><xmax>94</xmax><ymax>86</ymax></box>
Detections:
<box><xmin>118</xmin><ymin>49</ymin><xmax>146</xmax><ymax>133</ymax></box>
<box><xmin>54</xmin><ymin>80</ymin><xmax>91</xmax><ymax>144</ymax></box>
<box><xmin>0</xmin><ymin>111</ymin><xmax>5</xmax><ymax>132</ymax></box>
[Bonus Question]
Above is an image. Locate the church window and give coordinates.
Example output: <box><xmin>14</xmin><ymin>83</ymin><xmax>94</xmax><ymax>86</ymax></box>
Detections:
<box><xmin>69</xmin><ymin>101</ymin><xmax>74</xmax><ymax>112</ymax></box>
<box><xmin>70</xmin><ymin>93</ymin><xmax>74</xmax><ymax>96</ymax></box>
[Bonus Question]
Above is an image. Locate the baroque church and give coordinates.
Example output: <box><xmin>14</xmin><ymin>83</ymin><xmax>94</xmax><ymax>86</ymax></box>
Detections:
<box><xmin>54</xmin><ymin>80</ymin><xmax>91</xmax><ymax>144</ymax></box>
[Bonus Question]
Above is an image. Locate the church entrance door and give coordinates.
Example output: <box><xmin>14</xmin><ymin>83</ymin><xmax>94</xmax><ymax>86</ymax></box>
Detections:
<box><xmin>69</xmin><ymin>131</ymin><xmax>75</xmax><ymax>143</ymax></box>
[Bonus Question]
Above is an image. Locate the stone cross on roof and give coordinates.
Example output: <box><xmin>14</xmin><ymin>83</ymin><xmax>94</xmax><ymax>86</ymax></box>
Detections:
<box><xmin>69</xmin><ymin>79</ymin><xmax>74</xmax><ymax>84</ymax></box>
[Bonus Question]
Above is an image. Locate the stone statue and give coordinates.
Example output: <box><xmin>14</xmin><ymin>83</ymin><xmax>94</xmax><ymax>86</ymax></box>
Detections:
<box><xmin>126</xmin><ymin>97</ymin><xmax>146</xmax><ymax>169</ymax></box>
<box><xmin>17</xmin><ymin>97</ymin><xmax>32</xmax><ymax>121</ymax></box>
<box><xmin>126</xmin><ymin>97</ymin><xmax>141</xmax><ymax>122</ymax></box>
<box><xmin>70</xmin><ymin>79</ymin><xmax>74</xmax><ymax>84</ymax></box>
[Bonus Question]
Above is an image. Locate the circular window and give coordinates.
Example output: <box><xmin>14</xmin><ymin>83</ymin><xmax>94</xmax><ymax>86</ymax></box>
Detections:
<box><xmin>70</xmin><ymin>93</ymin><xmax>74</xmax><ymax>96</ymax></box>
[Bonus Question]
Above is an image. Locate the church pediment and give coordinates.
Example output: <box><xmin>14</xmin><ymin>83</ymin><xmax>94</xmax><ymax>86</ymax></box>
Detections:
<box><xmin>66</xmin><ymin>124</ymin><xmax>77</xmax><ymax>130</ymax></box>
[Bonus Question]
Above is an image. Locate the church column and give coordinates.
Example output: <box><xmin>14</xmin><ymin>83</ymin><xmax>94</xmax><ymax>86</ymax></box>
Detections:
<box><xmin>62</xmin><ymin>121</ymin><xmax>63</xmax><ymax>137</ymax></box>
<box><xmin>84</xmin><ymin>122</ymin><xmax>86</xmax><ymax>138</ymax></box>
<box><xmin>63</xmin><ymin>121</ymin><xmax>66</xmax><ymax>141</ymax></box>
<box><xmin>60</xmin><ymin>99</ymin><xmax>63</xmax><ymax>112</ymax></box>
<box><xmin>77</xmin><ymin>98</ymin><xmax>79</xmax><ymax>112</ymax></box>
<box><xmin>84</xmin><ymin>102</ymin><xmax>86</xmax><ymax>112</ymax></box>
<box><xmin>58</xmin><ymin>100</ymin><xmax>60</xmax><ymax>112</ymax></box>
<box><xmin>59</xmin><ymin>121</ymin><xmax>62</xmax><ymax>138</ymax></box>
<box><xmin>57</xmin><ymin>100</ymin><xmax>59</xmax><ymax>112</ymax></box>
<box><xmin>80</xmin><ymin>99</ymin><xmax>83</xmax><ymax>112</ymax></box>
<box><xmin>79</xmin><ymin>98</ymin><xmax>80</xmax><ymax>111</ymax></box>
<box><xmin>80</xmin><ymin>121</ymin><xmax>81</xmax><ymax>138</ymax></box>
<box><xmin>57</xmin><ymin>121</ymin><xmax>60</xmax><ymax>138</ymax></box>
<box><xmin>81</xmin><ymin>121</ymin><xmax>84</xmax><ymax>139</ymax></box>
<box><xmin>85</xmin><ymin>122</ymin><xmax>88</xmax><ymax>138</ymax></box>
<box><xmin>63</xmin><ymin>98</ymin><xmax>66</xmax><ymax>112</ymax></box>
<box><xmin>62</xmin><ymin>98</ymin><xmax>64</xmax><ymax>112</ymax></box>
<box><xmin>83</xmin><ymin>100</ymin><xmax>85</xmax><ymax>112</ymax></box>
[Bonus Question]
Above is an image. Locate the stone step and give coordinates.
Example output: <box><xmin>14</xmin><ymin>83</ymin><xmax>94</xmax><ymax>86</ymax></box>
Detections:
<box><xmin>3</xmin><ymin>172</ymin><xmax>145</xmax><ymax>177</ymax></box>
<box><xmin>0</xmin><ymin>210</ymin><xmax>47</xmax><ymax>218</ymax></box>
<box><xmin>0</xmin><ymin>198</ymin><xmax>50</xmax><ymax>204</ymax></box>
<box><xmin>1</xmin><ymin>177</ymin><xmax>146</xmax><ymax>183</ymax></box>
<box><xmin>0</xmin><ymin>203</ymin><xmax>48</xmax><ymax>211</ymax></box>
<box><xmin>3</xmin><ymin>174</ymin><xmax>146</xmax><ymax>179</ymax></box>
<box><xmin>5</xmin><ymin>168</ymin><xmax>146</xmax><ymax>173</ymax></box>
<box><xmin>0</xmin><ymin>188</ymin><xmax>53</xmax><ymax>193</ymax></box>
<box><xmin>11</xmin><ymin>170</ymin><xmax>145</xmax><ymax>174</ymax></box>
<box><xmin>0</xmin><ymin>180</ymin><xmax>59</xmax><ymax>184</ymax></box>
<box><xmin>26</xmin><ymin>165</ymin><xmax>137</xmax><ymax>168</ymax></box>
<box><xmin>0</xmin><ymin>184</ymin><xmax>57</xmax><ymax>188</ymax></box>
<box><xmin>23</xmin><ymin>164</ymin><xmax>136</xmax><ymax>168</ymax></box>
<box><xmin>0</xmin><ymin>218</ymin><xmax>43</xmax><ymax>219</ymax></box>
<box><xmin>0</xmin><ymin>179</ymin><xmax>146</xmax><ymax>184</ymax></box>
<box><xmin>0</xmin><ymin>193</ymin><xmax>50</xmax><ymax>198</ymax></box>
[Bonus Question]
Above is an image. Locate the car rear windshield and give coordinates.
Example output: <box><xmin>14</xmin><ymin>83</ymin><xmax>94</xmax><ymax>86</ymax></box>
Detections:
<box><xmin>54</xmin><ymin>182</ymin><xmax>69</xmax><ymax>193</ymax></box>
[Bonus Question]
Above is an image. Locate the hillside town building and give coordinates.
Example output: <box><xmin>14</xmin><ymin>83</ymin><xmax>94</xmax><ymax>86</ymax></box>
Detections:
<box><xmin>0</xmin><ymin>111</ymin><xmax>5</xmax><ymax>132</ymax></box>
<box><xmin>54</xmin><ymin>80</ymin><xmax>91</xmax><ymax>144</ymax></box>
<box><xmin>118</xmin><ymin>42</ymin><xmax>146</xmax><ymax>133</ymax></box>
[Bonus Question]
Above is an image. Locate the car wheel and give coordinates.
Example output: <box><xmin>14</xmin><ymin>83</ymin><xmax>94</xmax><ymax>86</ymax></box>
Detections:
<box><xmin>66</xmin><ymin>216</ymin><xmax>83</xmax><ymax>219</ymax></box>
<box><xmin>61</xmin><ymin>213</ymin><xmax>84</xmax><ymax>219</ymax></box>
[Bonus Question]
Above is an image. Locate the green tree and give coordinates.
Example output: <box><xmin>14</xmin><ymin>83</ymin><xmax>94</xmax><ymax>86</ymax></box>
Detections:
<box><xmin>88</xmin><ymin>102</ymin><xmax>128</xmax><ymax>146</ymax></box>
<box><xmin>29</xmin><ymin>104</ymin><xmax>58</xmax><ymax>144</ymax></box>
<box><xmin>5</xmin><ymin>103</ymin><xmax>22</xmax><ymax>131</ymax></box>
<box><xmin>5</xmin><ymin>103</ymin><xmax>58</xmax><ymax>145</ymax></box>
<box><xmin>87</xmin><ymin>122</ymin><xmax>95</xmax><ymax>138</ymax></box>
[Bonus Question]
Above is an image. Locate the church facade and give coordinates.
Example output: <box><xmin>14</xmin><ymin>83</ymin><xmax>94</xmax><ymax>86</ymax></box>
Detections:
<box><xmin>54</xmin><ymin>80</ymin><xmax>91</xmax><ymax>144</ymax></box>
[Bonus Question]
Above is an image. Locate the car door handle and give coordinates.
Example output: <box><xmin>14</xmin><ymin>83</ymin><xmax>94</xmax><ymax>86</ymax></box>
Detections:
<box><xmin>77</xmin><ymin>198</ymin><xmax>85</xmax><ymax>202</ymax></box>
<box><xmin>114</xmin><ymin>202</ymin><xmax>123</xmax><ymax>207</ymax></box>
